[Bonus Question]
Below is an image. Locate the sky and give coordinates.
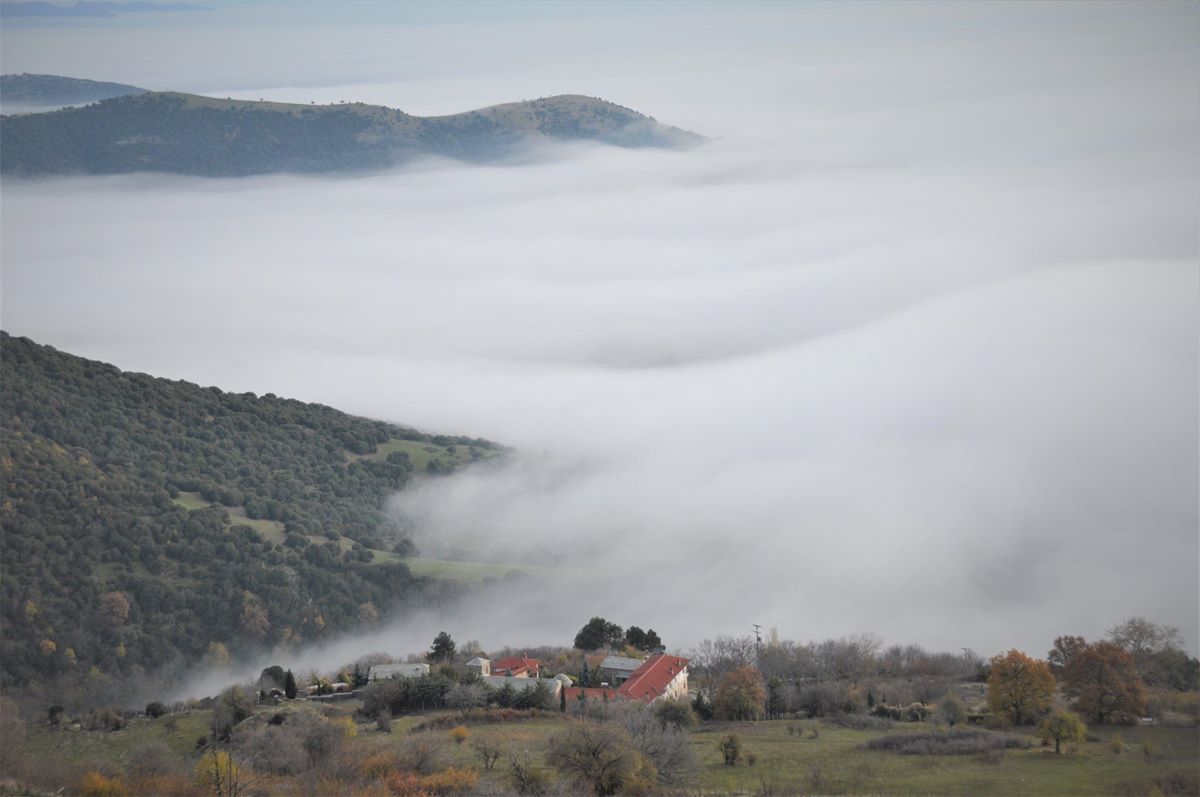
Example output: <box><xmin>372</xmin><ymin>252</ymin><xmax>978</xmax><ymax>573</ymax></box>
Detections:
<box><xmin>1</xmin><ymin>1</ymin><xmax>1197</xmax><ymax>679</ymax></box>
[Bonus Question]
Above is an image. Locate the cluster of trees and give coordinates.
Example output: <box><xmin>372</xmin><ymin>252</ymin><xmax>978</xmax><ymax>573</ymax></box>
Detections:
<box><xmin>688</xmin><ymin>619</ymin><xmax>1196</xmax><ymax>728</ymax></box>
<box><xmin>573</xmin><ymin>617</ymin><xmax>663</xmax><ymax>653</ymax></box>
<box><xmin>988</xmin><ymin>618</ymin><xmax>1196</xmax><ymax>728</ymax></box>
<box><xmin>0</xmin><ymin>333</ymin><xmax>496</xmax><ymax>702</ymax></box>
<box><xmin>690</xmin><ymin>632</ymin><xmax>985</xmax><ymax>692</ymax></box>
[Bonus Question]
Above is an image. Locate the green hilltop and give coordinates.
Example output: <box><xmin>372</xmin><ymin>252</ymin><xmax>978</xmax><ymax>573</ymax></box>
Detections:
<box><xmin>0</xmin><ymin>332</ymin><xmax>502</xmax><ymax>704</ymax></box>
<box><xmin>0</xmin><ymin>90</ymin><xmax>705</xmax><ymax>176</ymax></box>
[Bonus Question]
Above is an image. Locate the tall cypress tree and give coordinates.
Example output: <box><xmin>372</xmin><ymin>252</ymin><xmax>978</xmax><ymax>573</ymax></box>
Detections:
<box><xmin>284</xmin><ymin>669</ymin><xmax>297</xmax><ymax>699</ymax></box>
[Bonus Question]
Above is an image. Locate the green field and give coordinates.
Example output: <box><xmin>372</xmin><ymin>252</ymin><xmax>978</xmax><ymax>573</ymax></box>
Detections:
<box><xmin>688</xmin><ymin>720</ymin><xmax>1200</xmax><ymax>796</ymax></box>
<box><xmin>395</xmin><ymin>556</ymin><xmax>548</xmax><ymax>584</ymax></box>
<box><xmin>22</xmin><ymin>707</ymin><xmax>1198</xmax><ymax>796</ymax></box>
<box><xmin>347</xmin><ymin>436</ymin><xmax>497</xmax><ymax>473</ymax></box>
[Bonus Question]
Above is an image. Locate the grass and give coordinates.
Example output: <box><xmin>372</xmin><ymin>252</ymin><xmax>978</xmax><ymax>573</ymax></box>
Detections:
<box><xmin>170</xmin><ymin>491</ymin><xmax>210</xmax><ymax>511</ymax></box>
<box><xmin>690</xmin><ymin>719</ymin><xmax>1200</xmax><ymax>796</ymax></box>
<box><xmin>24</xmin><ymin>710</ymin><xmax>211</xmax><ymax>769</ymax></box>
<box><xmin>347</xmin><ymin>437</ymin><xmax>496</xmax><ymax>474</ymax></box>
<box><xmin>21</xmin><ymin>709</ymin><xmax>1198</xmax><ymax>796</ymax></box>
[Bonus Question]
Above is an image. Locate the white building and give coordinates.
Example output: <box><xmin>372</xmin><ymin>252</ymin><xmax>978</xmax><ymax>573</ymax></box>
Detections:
<box><xmin>368</xmin><ymin>662</ymin><xmax>431</xmax><ymax>681</ymax></box>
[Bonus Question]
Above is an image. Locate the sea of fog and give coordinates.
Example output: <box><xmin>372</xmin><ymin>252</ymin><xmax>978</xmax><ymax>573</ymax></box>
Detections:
<box><xmin>1</xmin><ymin>1</ymin><xmax>1196</xmax><ymax>699</ymax></box>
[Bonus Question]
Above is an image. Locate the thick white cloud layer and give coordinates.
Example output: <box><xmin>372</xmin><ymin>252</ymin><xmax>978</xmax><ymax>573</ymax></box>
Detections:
<box><xmin>2</xmin><ymin>2</ymin><xmax>1197</xmax><ymax>684</ymax></box>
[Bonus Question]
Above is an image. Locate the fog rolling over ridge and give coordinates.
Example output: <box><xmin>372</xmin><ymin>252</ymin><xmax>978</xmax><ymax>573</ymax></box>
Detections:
<box><xmin>2</xmin><ymin>0</ymin><xmax>1197</xmax><ymax>680</ymax></box>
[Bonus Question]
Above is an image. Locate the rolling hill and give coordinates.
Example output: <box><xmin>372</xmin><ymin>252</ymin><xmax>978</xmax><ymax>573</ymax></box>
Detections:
<box><xmin>0</xmin><ymin>90</ymin><xmax>705</xmax><ymax>176</ymax></box>
<box><xmin>0</xmin><ymin>73</ymin><xmax>148</xmax><ymax>110</ymax></box>
<box><xmin>0</xmin><ymin>332</ymin><xmax>502</xmax><ymax>705</ymax></box>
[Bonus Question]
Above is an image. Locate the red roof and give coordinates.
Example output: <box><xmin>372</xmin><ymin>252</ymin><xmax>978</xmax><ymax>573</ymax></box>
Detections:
<box><xmin>492</xmin><ymin>656</ymin><xmax>540</xmax><ymax>677</ymax></box>
<box><xmin>616</xmin><ymin>654</ymin><xmax>689</xmax><ymax>702</ymax></box>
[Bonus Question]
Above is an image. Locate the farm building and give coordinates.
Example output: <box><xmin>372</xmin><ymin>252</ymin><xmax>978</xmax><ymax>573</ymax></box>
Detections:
<box><xmin>565</xmin><ymin>654</ymin><xmax>689</xmax><ymax>705</ymax></box>
<box><xmin>368</xmin><ymin>662</ymin><xmax>431</xmax><ymax>681</ymax></box>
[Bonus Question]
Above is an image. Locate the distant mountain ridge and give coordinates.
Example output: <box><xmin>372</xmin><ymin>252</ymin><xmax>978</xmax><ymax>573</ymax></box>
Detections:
<box><xmin>0</xmin><ymin>90</ymin><xmax>705</xmax><ymax>176</ymax></box>
<box><xmin>0</xmin><ymin>73</ymin><xmax>148</xmax><ymax>108</ymax></box>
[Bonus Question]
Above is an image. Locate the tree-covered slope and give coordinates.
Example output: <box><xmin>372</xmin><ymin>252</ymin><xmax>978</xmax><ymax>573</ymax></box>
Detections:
<box><xmin>0</xmin><ymin>332</ymin><xmax>500</xmax><ymax>703</ymax></box>
<box><xmin>0</xmin><ymin>91</ymin><xmax>705</xmax><ymax>176</ymax></box>
<box><xmin>0</xmin><ymin>73</ymin><xmax>148</xmax><ymax>109</ymax></box>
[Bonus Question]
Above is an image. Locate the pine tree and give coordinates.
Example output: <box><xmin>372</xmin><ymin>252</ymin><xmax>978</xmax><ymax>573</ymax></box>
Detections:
<box><xmin>284</xmin><ymin>669</ymin><xmax>297</xmax><ymax>699</ymax></box>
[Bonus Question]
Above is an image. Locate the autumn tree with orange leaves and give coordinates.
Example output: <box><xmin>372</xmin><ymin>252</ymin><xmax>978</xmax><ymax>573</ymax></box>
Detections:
<box><xmin>987</xmin><ymin>649</ymin><xmax>1054</xmax><ymax>725</ymax></box>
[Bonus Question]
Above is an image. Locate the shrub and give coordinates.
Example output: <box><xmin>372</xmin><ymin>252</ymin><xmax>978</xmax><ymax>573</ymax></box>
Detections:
<box><xmin>937</xmin><ymin>695</ymin><xmax>966</xmax><ymax>727</ymax></box>
<box><xmin>126</xmin><ymin>740</ymin><xmax>181</xmax><ymax>779</ymax></box>
<box><xmin>448</xmin><ymin>725</ymin><xmax>469</xmax><ymax>745</ymax></box>
<box><xmin>1111</xmin><ymin>734</ymin><xmax>1124</xmax><ymax>755</ymax></box>
<box><xmin>420</xmin><ymin>768</ymin><xmax>479</xmax><ymax>795</ymax></box>
<box><xmin>719</xmin><ymin>733</ymin><xmax>742</xmax><ymax>766</ymax></box>
<box><xmin>146</xmin><ymin>701</ymin><xmax>168</xmax><ymax>719</ymax></box>
<box><xmin>472</xmin><ymin>738</ymin><xmax>503</xmax><ymax>771</ymax></box>
<box><xmin>1037</xmin><ymin>711</ymin><xmax>1086</xmax><ymax>754</ymax></box>
<box><xmin>827</xmin><ymin>713</ymin><xmax>893</xmax><ymax>731</ymax></box>
<box><xmin>384</xmin><ymin>772</ymin><xmax>427</xmax><ymax>797</ymax></box>
<box><xmin>506</xmin><ymin>748</ymin><xmax>549</xmax><ymax>795</ymax></box>
<box><xmin>78</xmin><ymin>771</ymin><xmax>129</xmax><ymax>797</ymax></box>
<box><xmin>125</xmin><ymin>774</ymin><xmax>197</xmax><ymax>796</ymax></box>
<box><xmin>358</xmin><ymin>751</ymin><xmax>397</xmax><ymax>781</ymax></box>
<box><xmin>376</xmin><ymin>709</ymin><xmax>392</xmax><ymax>733</ymax></box>
<box><xmin>865</xmin><ymin>729</ymin><xmax>1030</xmax><ymax>755</ymax></box>
<box><xmin>194</xmin><ymin>750</ymin><xmax>242</xmax><ymax>791</ymax></box>
<box><xmin>410</xmin><ymin>707</ymin><xmax>553</xmax><ymax>731</ymax></box>
<box><xmin>746</xmin><ymin>752</ymin><xmax>757</xmax><ymax>767</ymax></box>
<box><xmin>397</xmin><ymin>734</ymin><xmax>447</xmax><ymax>775</ymax></box>
<box><xmin>654</xmin><ymin>698</ymin><xmax>697</xmax><ymax>729</ymax></box>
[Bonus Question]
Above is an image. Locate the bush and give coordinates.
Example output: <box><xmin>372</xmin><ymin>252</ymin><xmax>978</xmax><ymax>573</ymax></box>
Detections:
<box><xmin>78</xmin><ymin>772</ymin><xmax>129</xmax><ymax>797</ymax></box>
<box><xmin>410</xmin><ymin>707</ymin><xmax>553</xmax><ymax>731</ymax></box>
<box><xmin>865</xmin><ymin>729</ymin><xmax>1030</xmax><ymax>755</ymax></box>
<box><xmin>472</xmin><ymin>738</ymin><xmax>503</xmax><ymax>771</ymax></box>
<box><xmin>448</xmin><ymin>725</ymin><xmax>469</xmax><ymax>745</ymax></box>
<box><xmin>420</xmin><ymin>767</ymin><xmax>480</xmax><ymax>795</ymax></box>
<box><xmin>126</xmin><ymin>740</ymin><xmax>180</xmax><ymax>779</ymax></box>
<box><xmin>719</xmin><ymin>733</ymin><xmax>742</xmax><ymax>766</ymax></box>
<box><xmin>145</xmin><ymin>701</ymin><xmax>168</xmax><ymax>719</ymax></box>
<box><xmin>936</xmin><ymin>695</ymin><xmax>966</xmax><ymax>727</ymax></box>
<box><xmin>827</xmin><ymin>713</ymin><xmax>893</xmax><ymax>731</ymax></box>
<box><xmin>357</xmin><ymin>751</ymin><xmax>396</xmax><ymax>781</ymax></box>
<box><xmin>1037</xmin><ymin>711</ymin><xmax>1086</xmax><ymax>754</ymax></box>
<box><xmin>84</xmin><ymin>708</ymin><xmax>125</xmax><ymax>731</ymax></box>
<box><xmin>507</xmin><ymin>748</ymin><xmax>549</xmax><ymax>795</ymax></box>
<box><xmin>397</xmin><ymin>733</ymin><xmax>447</xmax><ymax>775</ymax></box>
<box><xmin>385</xmin><ymin>772</ymin><xmax>426</xmax><ymax>796</ymax></box>
<box><xmin>654</xmin><ymin>698</ymin><xmax>697</xmax><ymax>729</ymax></box>
<box><xmin>1111</xmin><ymin>734</ymin><xmax>1124</xmax><ymax>755</ymax></box>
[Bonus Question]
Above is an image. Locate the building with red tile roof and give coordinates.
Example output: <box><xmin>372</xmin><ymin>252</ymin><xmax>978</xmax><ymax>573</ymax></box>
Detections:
<box><xmin>617</xmin><ymin>654</ymin><xmax>689</xmax><ymax>703</ymax></box>
<box><xmin>565</xmin><ymin>654</ymin><xmax>689</xmax><ymax>705</ymax></box>
<box><xmin>491</xmin><ymin>656</ymin><xmax>540</xmax><ymax>678</ymax></box>
<box><xmin>563</xmin><ymin>686</ymin><xmax>621</xmax><ymax>703</ymax></box>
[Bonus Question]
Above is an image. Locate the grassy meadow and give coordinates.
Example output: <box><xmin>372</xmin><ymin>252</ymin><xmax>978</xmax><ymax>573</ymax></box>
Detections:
<box><xmin>19</xmin><ymin>702</ymin><xmax>1199</xmax><ymax>796</ymax></box>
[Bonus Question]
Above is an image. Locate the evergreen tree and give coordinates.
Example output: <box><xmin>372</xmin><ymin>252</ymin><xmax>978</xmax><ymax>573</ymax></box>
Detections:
<box><xmin>284</xmin><ymin>670</ymin><xmax>297</xmax><ymax>699</ymax></box>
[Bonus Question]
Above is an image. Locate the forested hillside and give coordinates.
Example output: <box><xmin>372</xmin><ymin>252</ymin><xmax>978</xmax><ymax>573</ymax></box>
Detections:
<box><xmin>0</xmin><ymin>91</ymin><xmax>704</xmax><ymax>176</ymax></box>
<box><xmin>0</xmin><ymin>333</ymin><xmax>500</xmax><ymax>705</ymax></box>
